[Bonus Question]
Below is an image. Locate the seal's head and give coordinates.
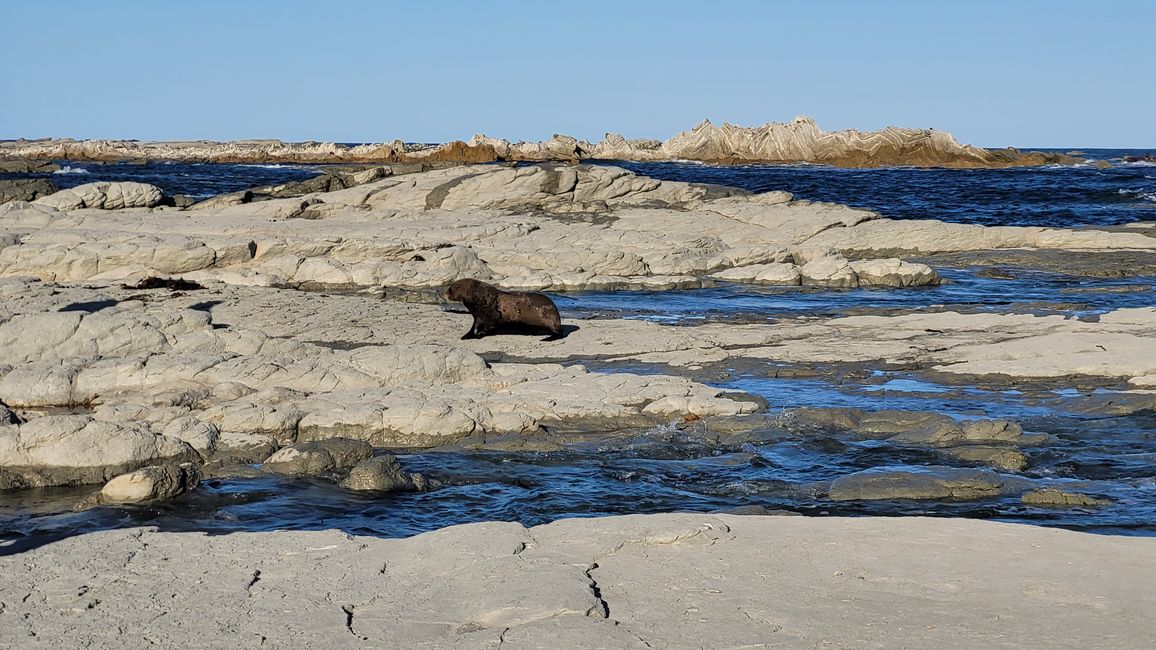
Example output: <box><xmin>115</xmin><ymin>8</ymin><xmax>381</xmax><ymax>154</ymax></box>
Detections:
<box><xmin>444</xmin><ymin>278</ymin><xmax>482</xmax><ymax>302</ymax></box>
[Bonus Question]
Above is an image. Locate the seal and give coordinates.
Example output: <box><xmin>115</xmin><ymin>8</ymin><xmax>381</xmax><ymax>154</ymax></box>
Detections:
<box><xmin>443</xmin><ymin>278</ymin><xmax>564</xmax><ymax>341</ymax></box>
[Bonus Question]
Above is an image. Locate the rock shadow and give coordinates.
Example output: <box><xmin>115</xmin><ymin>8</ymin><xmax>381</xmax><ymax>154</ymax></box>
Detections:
<box><xmin>58</xmin><ymin>299</ymin><xmax>119</xmax><ymax>313</ymax></box>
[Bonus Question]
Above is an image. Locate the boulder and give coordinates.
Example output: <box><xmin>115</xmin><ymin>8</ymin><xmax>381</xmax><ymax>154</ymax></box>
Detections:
<box><xmin>99</xmin><ymin>462</ymin><xmax>201</xmax><ymax>503</ymax></box>
<box><xmin>33</xmin><ymin>181</ymin><xmax>163</xmax><ymax>210</ymax></box>
<box><xmin>800</xmin><ymin>255</ymin><xmax>858</xmax><ymax>288</ymax></box>
<box><xmin>851</xmin><ymin>258</ymin><xmax>941</xmax><ymax>287</ymax></box>
<box><xmin>262</xmin><ymin>438</ymin><xmax>373</xmax><ymax>476</ymax></box>
<box><xmin>339</xmin><ymin>455</ymin><xmax>426</xmax><ymax>492</ymax></box>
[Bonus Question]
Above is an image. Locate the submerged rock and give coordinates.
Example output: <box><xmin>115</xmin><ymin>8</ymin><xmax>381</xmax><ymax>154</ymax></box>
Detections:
<box><xmin>785</xmin><ymin>407</ymin><xmax>1045</xmax><ymax>449</ymax></box>
<box><xmin>99</xmin><ymin>462</ymin><xmax>201</xmax><ymax>503</ymax></box>
<box><xmin>938</xmin><ymin>445</ymin><xmax>1029</xmax><ymax>472</ymax></box>
<box><xmin>828</xmin><ymin>466</ymin><xmax>1010</xmax><ymax>501</ymax></box>
<box><xmin>340</xmin><ymin>455</ymin><xmax>427</xmax><ymax>492</ymax></box>
<box><xmin>1021</xmin><ymin>488</ymin><xmax>1111</xmax><ymax>507</ymax></box>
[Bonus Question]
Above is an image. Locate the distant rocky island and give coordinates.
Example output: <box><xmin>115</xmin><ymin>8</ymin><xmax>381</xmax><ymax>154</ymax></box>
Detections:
<box><xmin>1</xmin><ymin>117</ymin><xmax>1077</xmax><ymax>168</ymax></box>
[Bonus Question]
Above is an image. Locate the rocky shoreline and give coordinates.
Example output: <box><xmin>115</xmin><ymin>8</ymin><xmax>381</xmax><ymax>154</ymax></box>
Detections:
<box><xmin>1</xmin><ymin>116</ymin><xmax>1079</xmax><ymax>168</ymax></box>
<box><xmin>0</xmin><ymin>162</ymin><xmax>1152</xmax><ymax>494</ymax></box>
<box><xmin>2</xmin><ymin>161</ymin><xmax>1154</xmax><ymax>647</ymax></box>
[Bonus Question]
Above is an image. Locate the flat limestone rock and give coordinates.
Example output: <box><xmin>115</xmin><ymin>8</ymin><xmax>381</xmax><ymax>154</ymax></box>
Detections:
<box><xmin>0</xmin><ymin>515</ymin><xmax>1151</xmax><ymax>648</ymax></box>
<box><xmin>4</xmin><ymin>164</ymin><xmax>1145</xmax><ymax>293</ymax></box>
<box><xmin>0</xmin><ymin>415</ymin><xmax>197</xmax><ymax>488</ymax></box>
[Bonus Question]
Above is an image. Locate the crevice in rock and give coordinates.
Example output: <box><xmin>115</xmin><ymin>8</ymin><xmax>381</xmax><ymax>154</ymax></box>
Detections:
<box><xmin>584</xmin><ymin>563</ymin><xmax>610</xmax><ymax>618</ymax></box>
<box><xmin>623</xmin><ymin>627</ymin><xmax>653</xmax><ymax>648</ymax></box>
<box><xmin>245</xmin><ymin>569</ymin><xmax>261</xmax><ymax>594</ymax></box>
<box><xmin>341</xmin><ymin>604</ymin><xmax>362</xmax><ymax>639</ymax></box>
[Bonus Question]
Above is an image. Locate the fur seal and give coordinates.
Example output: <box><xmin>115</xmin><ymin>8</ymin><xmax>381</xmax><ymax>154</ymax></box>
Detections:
<box><xmin>443</xmin><ymin>278</ymin><xmax>564</xmax><ymax>341</ymax></box>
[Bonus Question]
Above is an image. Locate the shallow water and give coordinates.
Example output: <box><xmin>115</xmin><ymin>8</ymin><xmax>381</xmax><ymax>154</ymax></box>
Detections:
<box><xmin>556</xmin><ymin>267</ymin><xmax>1156</xmax><ymax>323</ymax></box>
<box><xmin>2</xmin><ymin>156</ymin><xmax>1155</xmax><ymax>547</ymax></box>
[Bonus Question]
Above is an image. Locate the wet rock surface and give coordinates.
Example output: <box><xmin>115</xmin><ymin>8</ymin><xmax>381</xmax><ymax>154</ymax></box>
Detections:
<box><xmin>98</xmin><ymin>462</ymin><xmax>201</xmax><ymax>503</ymax></box>
<box><xmin>827</xmin><ymin>466</ymin><xmax>1013</xmax><ymax>501</ymax></box>
<box><xmin>263</xmin><ymin>439</ymin><xmax>373</xmax><ymax>477</ymax></box>
<box><xmin>340</xmin><ymin>455</ymin><xmax>426</xmax><ymax>492</ymax></box>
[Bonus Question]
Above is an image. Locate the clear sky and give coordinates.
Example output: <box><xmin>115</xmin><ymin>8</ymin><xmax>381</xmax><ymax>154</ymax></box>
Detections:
<box><xmin>2</xmin><ymin>0</ymin><xmax>1153</xmax><ymax>147</ymax></box>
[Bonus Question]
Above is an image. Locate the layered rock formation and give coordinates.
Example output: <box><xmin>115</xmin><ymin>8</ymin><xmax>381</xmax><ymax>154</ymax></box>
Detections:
<box><xmin>0</xmin><ymin>117</ymin><xmax>1078</xmax><ymax>167</ymax></box>
<box><xmin>2</xmin><ymin>163</ymin><xmax>1153</xmax><ymax>494</ymax></box>
<box><xmin>7</xmin><ymin>163</ymin><xmax>1150</xmax><ymax>295</ymax></box>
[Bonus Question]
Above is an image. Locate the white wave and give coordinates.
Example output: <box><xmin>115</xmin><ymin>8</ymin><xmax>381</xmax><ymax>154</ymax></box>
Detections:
<box><xmin>1122</xmin><ymin>160</ymin><xmax>1156</xmax><ymax>167</ymax></box>
<box><xmin>52</xmin><ymin>165</ymin><xmax>90</xmax><ymax>175</ymax></box>
<box><xmin>1118</xmin><ymin>188</ymin><xmax>1156</xmax><ymax>202</ymax></box>
<box><xmin>243</xmin><ymin>163</ymin><xmax>307</xmax><ymax>170</ymax></box>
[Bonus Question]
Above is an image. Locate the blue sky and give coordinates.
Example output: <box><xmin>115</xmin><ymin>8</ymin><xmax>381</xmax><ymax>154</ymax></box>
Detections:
<box><xmin>2</xmin><ymin>1</ymin><xmax>1153</xmax><ymax>147</ymax></box>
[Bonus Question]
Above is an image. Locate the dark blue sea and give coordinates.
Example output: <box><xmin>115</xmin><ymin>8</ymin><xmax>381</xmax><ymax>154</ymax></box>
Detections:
<box><xmin>2</xmin><ymin>152</ymin><xmax>1155</xmax><ymax>551</ymax></box>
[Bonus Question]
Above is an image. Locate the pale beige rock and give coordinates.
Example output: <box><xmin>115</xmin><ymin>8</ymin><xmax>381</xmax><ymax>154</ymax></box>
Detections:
<box><xmin>32</xmin><ymin>181</ymin><xmax>163</xmax><ymax>210</ymax></box>
<box><xmin>3</xmin><ymin>164</ymin><xmax>1149</xmax><ymax>294</ymax></box>
<box><xmin>213</xmin><ymin>430</ymin><xmax>280</xmax><ymax>463</ymax></box>
<box><xmin>710</xmin><ymin>262</ymin><xmax>801</xmax><ymax>285</ymax></box>
<box><xmin>1</xmin><ymin>515</ymin><xmax>1152</xmax><ymax>648</ymax></box>
<box><xmin>0</xmin><ymin>118</ymin><xmax>1075</xmax><ymax>167</ymax></box>
<box><xmin>800</xmin><ymin>254</ymin><xmax>858</xmax><ymax>287</ymax></box>
<box><xmin>0</xmin><ymin>414</ymin><xmax>196</xmax><ymax>487</ymax></box>
<box><xmin>851</xmin><ymin>257</ymin><xmax>941</xmax><ymax>287</ymax></box>
<box><xmin>100</xmin><ymin>462</ymin><xmax>200</xmax><ymax>502</ymax></box>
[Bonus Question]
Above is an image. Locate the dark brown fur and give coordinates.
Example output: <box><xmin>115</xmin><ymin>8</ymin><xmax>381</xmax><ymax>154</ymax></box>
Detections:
<box><xmin>443</xmin><ymin>278</ymin><xmax>563</xmax><ymax>341</ymax></box>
